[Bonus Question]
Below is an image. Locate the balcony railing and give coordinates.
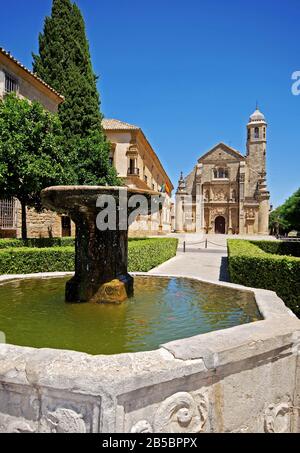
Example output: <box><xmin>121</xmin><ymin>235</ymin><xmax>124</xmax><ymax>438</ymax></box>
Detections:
<box><xmin>127</xmin><ymin>168</ymin><xmax>140</xmax><ymax>176</ymax></box>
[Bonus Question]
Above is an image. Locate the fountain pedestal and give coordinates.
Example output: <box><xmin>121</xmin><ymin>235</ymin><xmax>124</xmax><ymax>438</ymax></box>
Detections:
<box><xmin>41</xmin><ymin>186</ymin><xmax>160</xmax><ymax>303</ymax></box>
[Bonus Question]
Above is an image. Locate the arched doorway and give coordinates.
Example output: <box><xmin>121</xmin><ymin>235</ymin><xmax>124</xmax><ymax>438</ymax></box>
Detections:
<box><xmin>215</xmin><ymin>216</ymin><xmax>226</xmax><ymax>234</ymax></box>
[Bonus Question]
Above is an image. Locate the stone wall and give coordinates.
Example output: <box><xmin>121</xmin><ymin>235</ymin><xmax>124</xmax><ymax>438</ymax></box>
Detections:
<box><xmin>0</xmin><ymin>275</ymin><xmax>299</xmax><ymax>433</ymax></box>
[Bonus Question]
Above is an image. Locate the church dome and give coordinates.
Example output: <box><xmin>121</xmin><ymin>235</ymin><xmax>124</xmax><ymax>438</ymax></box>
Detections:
<box><xmin>249</xmin><ymin>109</ymin><xmax>266</xmax><ymax>123</ymax></box>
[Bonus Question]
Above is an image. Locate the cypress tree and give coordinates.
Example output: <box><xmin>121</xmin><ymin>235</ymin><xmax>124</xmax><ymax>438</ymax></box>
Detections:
<box><xmin>33</xmin><ymin>0</ymin><xmax>118</xmax><ymax>185</ymax></box>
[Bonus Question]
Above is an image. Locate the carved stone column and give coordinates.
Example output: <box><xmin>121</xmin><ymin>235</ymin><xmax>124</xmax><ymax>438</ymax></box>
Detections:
<box><xmin>239</xmin><ymin>162</ymin><xmax>246</xmax><ymax>234</ymax></box>
<box><xmin>258</xmin><ymin>172</ymin><xmax>270</xmax><ymax>235</ymax></box>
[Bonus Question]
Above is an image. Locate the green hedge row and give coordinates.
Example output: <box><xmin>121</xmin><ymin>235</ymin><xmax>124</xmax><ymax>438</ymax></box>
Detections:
<box><xmin>0</xmin><ymin>237</ymin><xmax>75</xmax><ymax>249</ymax></box>
<box><xmin>0</xmin><ymin>238</ymin><xmax>178</xmax><ymax>275</ymax></box>
<box><xmin>250</xmin><ymin>240</ymin><xmax>300</xmax><ymax>257</ymax></box>
<box><xmin>128</xmin><ymin>238</ymin><xmax>178</xmax><ymax>272</ymax></box>
<box><xmin>0</xmin><ymin>236</ymin><xmax>153</xmax><ymax>249</ymax></box>
<box><xmin>228</xmin><ymin>240</ymin><xmax>300</xmax><ymax>316</ymax></box>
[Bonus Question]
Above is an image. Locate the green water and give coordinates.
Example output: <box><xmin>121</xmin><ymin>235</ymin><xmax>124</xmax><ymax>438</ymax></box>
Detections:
<box><xmin>0</xmin><ymin>276</ymin><xmax>261</xmax><ymax>355</ymax></box>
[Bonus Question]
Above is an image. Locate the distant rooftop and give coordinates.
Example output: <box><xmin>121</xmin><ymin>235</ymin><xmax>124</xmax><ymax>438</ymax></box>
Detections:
<box><xmin>0</xmin><ymin>47</ymin><xmax>64</xmax><ymax>101</ymax></box>
<box><xmin>102</xmin><ymin>118</ymin><xmax>140</xmax><ymax>131</ymax></box>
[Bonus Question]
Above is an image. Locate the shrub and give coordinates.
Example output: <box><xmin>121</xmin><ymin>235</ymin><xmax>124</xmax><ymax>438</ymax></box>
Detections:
<box><xmin>228</xmin><ymin>240</ymin><xmax>300</xmax><ymax>316</ymax></box>
<box><xmin>0</xmin><ymin>238</ymin><xmax>178</xmax><ymax>275</ymax></box>
<box><xmin>0</xmin><ymin>237</ymin><xmax>75</xmax><ymax>249</ymax></box>
<box><xmin>0</xmin><ymin>246</ymin><xmax>75</xmax><ymax>274</ymax></box>
<box><xmin>128</xmin><ymin>238</ymin><xmax>178</xmax><ymax>272</ymax></box>
<box><xmin>250</xmin><ymin>240</ymin><xmax>300</xmax><ymax>257</ymax></box>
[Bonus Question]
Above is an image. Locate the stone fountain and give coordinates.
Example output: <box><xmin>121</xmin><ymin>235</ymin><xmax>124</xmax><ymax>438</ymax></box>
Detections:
<box><xmin>41</xmin><ymin>186</ymin><xmax>161</xmax><ymax>304</ymax></box>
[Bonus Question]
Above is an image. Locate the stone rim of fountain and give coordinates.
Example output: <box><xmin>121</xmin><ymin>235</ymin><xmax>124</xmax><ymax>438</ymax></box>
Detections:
<box><xmin>0</xmin><ymin>272</ymin><xmax>299</xmax><ymax>433</ymax></box>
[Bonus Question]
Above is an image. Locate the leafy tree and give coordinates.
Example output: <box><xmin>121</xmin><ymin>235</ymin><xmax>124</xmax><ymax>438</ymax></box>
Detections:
<box><xmin>269</xmin><ymin>206</ymin><xmax>290</xmax><ymax>236</ymax></box>
<box><xmin>0</xmin><ymin>94</ymin><xmax>73</xmax><ymax>239</ymax></box>
<box><xmin>32</xmin><ymin>0</ymin><xmax>118</xmax><ymax>185</ymax></box>
<box><xmin>280</xmin><ymin>188</ymin><xmax>300</xmax><ymax>232</ymax></box>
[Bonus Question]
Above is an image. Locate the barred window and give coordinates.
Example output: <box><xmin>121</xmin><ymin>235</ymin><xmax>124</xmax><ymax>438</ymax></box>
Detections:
<box><xmin>5</xmin><ymin>72</ymin><xmax>19</xmax><ymax>94</ymax></box>
<box><xmin>0</xmin><ymin>198</ymin><xmax>17</xmax><ymax>229</ymax></box>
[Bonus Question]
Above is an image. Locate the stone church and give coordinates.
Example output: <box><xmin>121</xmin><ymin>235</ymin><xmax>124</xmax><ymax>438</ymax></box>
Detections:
<box><xmin>175</xmin><ymin>108</ymin><xmax>270</xmax><ymax>235</ymax></box>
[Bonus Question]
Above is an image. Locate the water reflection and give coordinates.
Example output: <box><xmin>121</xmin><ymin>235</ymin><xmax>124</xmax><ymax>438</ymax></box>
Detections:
<box><xmin>0</xmin><ymin>276</ymin><xmax>261</xmax><ymax>355</ymax></box>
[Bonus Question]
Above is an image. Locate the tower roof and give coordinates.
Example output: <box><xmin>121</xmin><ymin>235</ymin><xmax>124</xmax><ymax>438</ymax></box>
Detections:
<box><xmin>249</xmin><ymin>108</ymin><xmax>266</xmax><ymax>124</ymax></box>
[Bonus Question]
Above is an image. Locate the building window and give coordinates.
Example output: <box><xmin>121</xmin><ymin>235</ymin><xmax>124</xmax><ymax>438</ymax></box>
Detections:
<box><xmin>254</xmin><ymin>127</ymin><xmax>259</xmax><ymax>139</ymax></box>
<box><xmin>0</xmin><ymin>198</ymin><xmax>17</xmax><ymax>229</ymax></box>
<box><xmin>61</xmin><ymin>216</ymin><xmax>71</xmax><ymax>237</ymax></box>
<box><xmin>263</xmin><ymin>127</ymin><xmax>266</xmax><ymax>139</ymax></box>
<box><xmin>144</xmin><ymin>175</ymin><xmax>148</xmax><ymax>184</ymax></box>
<box><xmin>213</xmin><ymin>167</ymin><xmax>229</xmax><ymax>179</ymax></box>
<box><xmin>247</xmin><ymin>129</ymin><xmax>251</xmax><ymax>140</ymax></box>
<box><xmin>4</xmin><ymin>72</ymin><xmax>19</xmax><ymax>94</ymax></box>
<box><xmin>128</xmin><ymin>158</ymin><xmax>139</xmax><ymax>176</ymax></box>
<box><xmin>152</xmin><ymin>183</ymin><xmax>155</xmax><ymax>190</ymax></box>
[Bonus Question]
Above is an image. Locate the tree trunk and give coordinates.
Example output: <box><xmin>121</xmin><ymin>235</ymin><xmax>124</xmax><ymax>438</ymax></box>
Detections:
<box><xmin>21</xmin><ymin>201</ymin><xmax>27</xmax><ymax>240</ymax></box>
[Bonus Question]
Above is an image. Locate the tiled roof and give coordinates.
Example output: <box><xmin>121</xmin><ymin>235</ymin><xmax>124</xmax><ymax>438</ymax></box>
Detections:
<box><xmin>0</xmin><ymin>47</ymin><xmax>64</xmax><ymax>101</ymax></box>
<box><xmin>102</xmin><ymin>118</ymin><xmax>140</xmax><ymax>130</ymax></box>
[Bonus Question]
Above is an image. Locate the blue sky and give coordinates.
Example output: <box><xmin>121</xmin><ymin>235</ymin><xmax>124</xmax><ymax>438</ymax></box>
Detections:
<box><xmin>0</xmin><ymin>0</ymin><xmax>299</xmax><ymax>207</ymax></box>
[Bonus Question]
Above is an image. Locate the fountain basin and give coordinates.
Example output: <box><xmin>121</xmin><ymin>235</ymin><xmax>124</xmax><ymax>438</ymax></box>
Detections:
<box><xmin>0</xmin><ymin>273</ymin><xmax>299</xmax><ymax>433</ymax></box>
<box><xmin>0</xmin><ymin>274</ymin><xmax>261</xmax><ymax>355</ymax></box>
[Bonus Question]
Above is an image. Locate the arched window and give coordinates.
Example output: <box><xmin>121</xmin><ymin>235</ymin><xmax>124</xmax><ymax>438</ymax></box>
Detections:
<box><xmin>254</xmin><ymin>127</ymin><xmax>259</xmax><ymax>139</ymax></box>
<box><xmin>213</xmin><ymin>167</ymin><xmax>229</xmax><ymax>179</ymax></box>
<box><xmin>247</xmin><ymin>129</ymin><xmax>251</xmax><ymax>140</ymax></box>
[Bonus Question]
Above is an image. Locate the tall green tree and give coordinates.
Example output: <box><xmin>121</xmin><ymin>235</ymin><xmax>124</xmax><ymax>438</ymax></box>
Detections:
<box><xmin>0</xmin><ymin>94</ymin><xmax>73</xmax><ymax>239</ymax></box>
<box><xmin>280</xmin><ymin>188</ymin><xmax>300</xmax><ymax>231</ymax></box>
<box><xmin>33</xmin><ymin>0</ymin><xmax>118</xmax><ymax>185</ymax></box>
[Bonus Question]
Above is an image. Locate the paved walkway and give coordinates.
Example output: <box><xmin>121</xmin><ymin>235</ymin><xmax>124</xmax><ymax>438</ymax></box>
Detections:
<box><xmin>149</xmin><ymin>234</ymin><xmax>276</xmax><ymax>282</ymax></box>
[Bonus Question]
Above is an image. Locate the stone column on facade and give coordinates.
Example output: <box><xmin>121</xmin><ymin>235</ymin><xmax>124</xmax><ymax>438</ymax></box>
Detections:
<box><xmin>195</xmin><ymin>164</ymin><xmax>204</xmax><ymax>233</ymax></box>
<box><xmin>175</xmin><ymin>173</ymin><xmax>187</xmax><ymax>233</ymax></box>
<box><xmin>228</xmin><ymin>207</ymin><xmax>233</xmax><ymax>234</ymax></box>
<box><xmin>258</xmin><ymin>172</ymin><xmax>270</xmax><ymax>235</ymax></box>
<box><xmin>239</xmin><ymin>162</ymin><xmax>246</xmax><ymax>234</ymax></box>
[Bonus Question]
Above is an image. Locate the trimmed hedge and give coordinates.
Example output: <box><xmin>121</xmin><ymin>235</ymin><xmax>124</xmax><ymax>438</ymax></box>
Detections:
<box><xmin>0</xmin><ymin>238</ymin><xmax>178</xmax><ymax>275</ymax></box>
<box><xmin>228</xmin><ymin>239</ymin><xmax>300</xmax><ymax>316</ymax></box>
<box><xmin>0</xmin><ymin>237</ymin><xmax>75</xmax><ymax>249</ymax></box>
<box><xmin>128</xmin><ymin>238</ymin><xmax>178</xmax><ymax>272</ymax></box>
<box><xmin>250</xmin><ymin>240</ymin><xmax>300</xmax><ymax>258</ymax></box>
<box><xmin>0</xmin><ymin>237</ymin><xmax>152</xmax><ymax>249</ymax></box>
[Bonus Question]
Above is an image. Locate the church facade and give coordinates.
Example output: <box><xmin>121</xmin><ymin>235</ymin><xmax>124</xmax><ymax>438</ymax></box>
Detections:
<box><xmin>175</xmin><ymin>109</ymin><xmax>270</xmax><ymax>235</ymax></box>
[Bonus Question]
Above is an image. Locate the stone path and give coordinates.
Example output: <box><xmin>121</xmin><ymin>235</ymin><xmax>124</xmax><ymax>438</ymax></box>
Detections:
<box><xmin>149</xmin><ymin>234</ymin><xmax>276</xmax><ymax>283</ymax></box>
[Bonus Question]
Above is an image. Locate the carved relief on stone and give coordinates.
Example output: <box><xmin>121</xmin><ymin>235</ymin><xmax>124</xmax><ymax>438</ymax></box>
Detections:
<box><xmin>40</xmin><ymin>408</ymin><xmax>87</xmax><ymax>433</ymax></box>
<box><xmin>231</xmin><ymin>189</ymin><xmax>237</xmax><ymax>202</ymax></box>
<box><xmin>211</xmin><ymin>207</ymin><xmax>226</xmax><ymax>218</ymax></box>
<box><xmin>245</xmin><ymin>208</ymin><xmax>255</xmax><ymax>220</ymax></box>
<box><xmin>214</xmin><ymin>189</ymin><xmax>227</xmax><ymax>202</ymax></box>
<box><xmin>129</xmin><ymin>391</ymin><xmax>209</xmax><ymax>434</ymax></box>
<box><xmin>5</xmin><ymin>419</ymin><xmax>36</xmax><ymax>433</ymax></box>
<box><xmin>153</xmin><ymin>391</ymin><xmax>209</xmax><ymax>433</ymax></box>
<box><xmin>131</xmin><ymin>420</ymin><xmax>153</xmax><ymax>433</ymax></box>
<box><xmin>264</xmin><ymin>402</ymin><xmax>291</xmax><ymax>433</ymax></box>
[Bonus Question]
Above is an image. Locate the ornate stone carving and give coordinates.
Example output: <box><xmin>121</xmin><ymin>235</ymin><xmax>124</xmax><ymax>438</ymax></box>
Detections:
<box><xmin>131</xmin><ymin>420</ymin><xmax>153</xmax><ymax>433</ymax></box>
<box><xmin>214</xmin><ymin>189</ymin><xmax>227</xmax><ymax>202</ymax></box>
<box><xmin>153</xmin><ymin>391</ymin><xmax>209</xmax><ymax>433</ymax></box>
<box><xmin>264</xmin><ymin>402</ymin><xmax>291</xmax><ymax>433</ymax></box>
<box><xmin>6</xmin><ymin>420</ymin><xmax>35</xmax><ymax>433</ymax></box>
<box><xmin>41</xmin><ymin>408</ymin><xmax>87</xmax><ymax>433</ymax></box>
<box><xmin>245</xmin><ymin>208</ymin><xmax>255</xmax><ymax>220</ymax></box>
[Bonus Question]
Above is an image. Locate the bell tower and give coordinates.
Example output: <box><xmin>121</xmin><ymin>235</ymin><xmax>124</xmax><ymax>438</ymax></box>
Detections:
<box><xmin>246</xmin><ymin>107</ymin><xmax>270</xmax><ymax>234</ymax></box>
<box><xmin>246</xmin><ymin>107</ymin><xmax>267</xmax><ymax>198</ymax></box>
